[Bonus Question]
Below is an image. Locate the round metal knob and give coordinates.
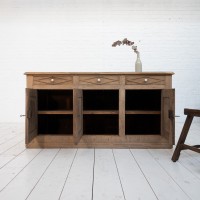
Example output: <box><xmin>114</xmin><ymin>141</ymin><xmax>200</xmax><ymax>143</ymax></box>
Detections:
<box><xmin>144</xmin><ymin>78</ymin><xmax>148</xmax><ymax>83</ymax></box>
<box><xmin>51</xmin><ymin>78</ymin><xmax>54</xmax><ymax>82</ymax></box>
<box><xmin>97</xmin><ymin>78</ymin><xmax>101</xmax><ymax>82</ymax></box>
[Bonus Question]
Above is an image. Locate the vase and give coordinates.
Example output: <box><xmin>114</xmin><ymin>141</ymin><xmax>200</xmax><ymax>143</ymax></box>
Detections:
<box><xmin>135</xmin><ymin>53</ymin><xmax>142</xmax><ymax>72</ymax></box>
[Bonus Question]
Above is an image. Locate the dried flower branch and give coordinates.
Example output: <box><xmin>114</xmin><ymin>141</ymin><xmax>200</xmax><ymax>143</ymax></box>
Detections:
<box><xmin>112</xmin><ymin>38</ymin><xmax>139</xmax><ymax>54</ymax></box>
<box><xmin>112</xmin><ymin>40</ymin><xmax>122</xmax><ymax>47</ymax></box>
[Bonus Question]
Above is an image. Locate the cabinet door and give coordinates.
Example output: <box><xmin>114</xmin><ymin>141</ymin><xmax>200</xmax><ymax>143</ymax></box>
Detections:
<box><xmin>161</xmin><ymin>89</ymin><xmax>175</xmax><ymax>145</ymax></box>
<box><xmin>26</xmin><ymin>89</ymin><xmax>38</xmax><ymax>144</ymax></box>
<box><xmin>73</xmin><ymin>90</ymin><xmax>83</xmax><ymax>144</ymax></box>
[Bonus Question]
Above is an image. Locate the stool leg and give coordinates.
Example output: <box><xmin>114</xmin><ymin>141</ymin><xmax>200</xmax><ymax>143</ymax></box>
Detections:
<box><xmin>172</xmin><ymin>115</ymin><xmax>194</xmax><ymax>162</ymax></box>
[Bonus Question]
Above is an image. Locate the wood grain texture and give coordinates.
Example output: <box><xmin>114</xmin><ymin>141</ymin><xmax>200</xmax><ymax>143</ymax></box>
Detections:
<box><xmin>79</xmin><ymin>75</ymin><xmax>120</xmax><ymax>85</ymax></box>
<box><xmin>38</xmin><ymin>111</ymin><xmax>73</xmax><ymax>114</ymax></box>
<box><xmin>26</xmin><ymin>89</ymin><xmax>38</xmax><ymax>145</ymax></box>
<box><xmin>33</xmin><ymin>75</ymin><xmax>73</xmax><ymax>86</ymax></box>
<box><xmin>25</xmin><ymin>72</ymin><xmax>175</xmax><ymax>148</ymax></box>
<box><xmin>25</xmin><ymin>72</ymin><xmax>174</xmax><ymax>75</ymax></box>
<box><xmin>73</xmin><ymin>90</ymin><xmax>83</xmax><ymax>145</ymax></box>
<box><xmin>184</xmin><ymin>108</ymin><xmax>200</xmax><ymax>116</ymax></box>
<box><xmin>83</xmin><ymin>110</ymin><xmax>119</xmax><ymax>114</ymax></box>
<box><xmin>125</xmin><ymin>75</ymin><xmax>165</xmax><ymax>85</ymax></box>
<box><xmin>119</xmin><ymin>86</ymin><xmax>125</xmax><ymax>137</ymax></box>
<box><xmin>125</xmin><ymin>111</ymin><xmax>161</xmax><ymax>114</ymax></box>
<box><xmin>172</xmin><ymin>108</ymin><xmax>200</xmax><ymax>161</ymax></box>
<box><xmin>161</xmin><ymin>89</ymin><xmax>175</xmax><ymax>145</ymax></box>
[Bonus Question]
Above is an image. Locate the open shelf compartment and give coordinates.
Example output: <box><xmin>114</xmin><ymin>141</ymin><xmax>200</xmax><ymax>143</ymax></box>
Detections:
<box><xmin>38</xmin><ymin>114</ymin><xmax>73</xmax><ymax>135</ymax></box>
<box><xmin>83</xmin><ymin>114</ymin><xmax>119</xmax><ymax>135</ymax></box>
<box><xmin>125</xmin><ymin>114</ymin><xmax>161</xmax><ymax>135</ymax></box>
<box><xmin>126</xmin><ymin>90</ymin><xmax>161</xmax><ymax>111</ymax></box>
<box><xmin>38</xmin><ymin>90</ymin><xmax>73</xmax><ymax>111</ymax></box>
<box><xmin>83</xmin><ymin>90</ymin><xmax>119</xmax><ymax>111</ymax></box>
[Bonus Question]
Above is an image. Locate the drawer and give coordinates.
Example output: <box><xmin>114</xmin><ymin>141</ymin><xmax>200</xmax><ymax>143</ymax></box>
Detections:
<box><xmin>125</xmin><ymin>75</ymin><xmax>165</xmax><ymax>85</ymax></box>
<box><xmin>33</xmin><ymin>75</ymin><xmax>73</xmax><ymax>86</ymax></box>
<box><xmin>79</xmin><ymin>75</ymin><xmax>120</xmax><ymax>85</ymax></box>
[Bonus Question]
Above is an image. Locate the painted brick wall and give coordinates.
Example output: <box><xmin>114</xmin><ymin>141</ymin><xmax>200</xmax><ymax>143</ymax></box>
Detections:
<box><xmin>0</xmin><ymin>0</ymin><xmax>200</xmax><ymax>122</ymax></box>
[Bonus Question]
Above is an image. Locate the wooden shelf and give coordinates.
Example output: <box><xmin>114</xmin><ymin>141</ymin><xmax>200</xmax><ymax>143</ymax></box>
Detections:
<box><xmin>83</xmin><ymin>110</ymin><xmax>119</xmax><ymax>114</ymax></box>
<box><xmin>125</xmin><ymin>110</ymin><xmax>161</xmax><ymax>115</ymax></box>
<box><xmin>38</xmin><ymin>110</ymin><xmax>73</xmax><ymax>115</ymax></box>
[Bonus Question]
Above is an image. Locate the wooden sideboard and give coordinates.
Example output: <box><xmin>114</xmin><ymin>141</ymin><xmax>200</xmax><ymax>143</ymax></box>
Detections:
<box><xmin>25</xmin><ymin>72</ymin><xmax>175</xmax><ymax>148</ymax></box>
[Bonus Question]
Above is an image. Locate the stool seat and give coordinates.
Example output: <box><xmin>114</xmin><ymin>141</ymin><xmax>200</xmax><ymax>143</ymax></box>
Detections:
<box><xmin>172</xmin><ymin>108</ymin><xmax>200</xmax><ymax>162</ymax></box>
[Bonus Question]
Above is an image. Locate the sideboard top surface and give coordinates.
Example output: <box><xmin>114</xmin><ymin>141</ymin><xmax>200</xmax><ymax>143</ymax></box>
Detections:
<box><xmin>25</xmin><ymin>72</ymin><xmax>174</xmax><ymax>75</ymax></box>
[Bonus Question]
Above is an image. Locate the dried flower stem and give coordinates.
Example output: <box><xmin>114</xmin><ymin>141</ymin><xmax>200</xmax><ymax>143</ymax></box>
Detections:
<box><xmin>112</xmin><ymin>38</ymin><xmax>139</xmax><ymax>55</ymax></box>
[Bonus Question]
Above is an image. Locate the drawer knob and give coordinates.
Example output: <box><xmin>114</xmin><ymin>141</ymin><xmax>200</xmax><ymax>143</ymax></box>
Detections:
<box><xmin>97</xmin><ymin>78</ymin><xmax>101</xmax><ymax>82</ymax></box>
<box><xmin>144</xmin><ymin>78</ymin><xmax>148</xmax><ymax>83</ymax></box>
<box><xmin>51</xmin><ymin>78</ymin><xmax>54</xmax><ymax>82</ymax></box>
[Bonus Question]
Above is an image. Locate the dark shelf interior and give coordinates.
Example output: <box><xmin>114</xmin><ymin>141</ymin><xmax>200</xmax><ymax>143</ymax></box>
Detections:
<box><xmin>83</xmin><ymin>90</ymin><xmax>119</xmax><ymax>110</ymax></box>
<box><xmin>126</xmin><ymin>90</ymin><xmax>161</xmax><ymax>111</ymax></box>
<box><xmin>36</xmin><ymin>89</ymin><xmax>162</xmax><ymax>136</ymax></box>
<box><xmin>83</xmin><ymin>114</ymin><xmax>119</xmax><ymax>135</ymax></box>
<box><xmin>38</xmin><ymin>90</ymin><xmax>73</xmax><ymax>111</ymax></box>
<box><xmin>38</xmin><ymin>115</ymin><xmax>73</xmax><ymax>135</ymax></box>
<box><xmin>125</xmin><ymin>114</ymin><xmax>161</xmax><ymax>135</ymax></box>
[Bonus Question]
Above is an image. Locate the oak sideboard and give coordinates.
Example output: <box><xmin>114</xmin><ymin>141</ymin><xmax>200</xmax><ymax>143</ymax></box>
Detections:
<box><xmin>25</xmin><ymin>72</ymin><xmax>175</xmax><ymax>148</ymax></box>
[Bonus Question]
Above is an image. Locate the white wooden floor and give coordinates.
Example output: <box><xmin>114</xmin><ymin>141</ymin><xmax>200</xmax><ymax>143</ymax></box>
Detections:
<box><xmin>0</xmin><ymin>122</ymin><xmax>200</xmax><ymax>200</ymax></box>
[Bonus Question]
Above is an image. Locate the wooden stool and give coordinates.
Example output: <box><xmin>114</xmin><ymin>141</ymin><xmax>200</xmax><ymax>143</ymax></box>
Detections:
<box><xmin>172</xmin><ymin>108</ymin><xmax>200</xmax><ymax>162</ymax></box>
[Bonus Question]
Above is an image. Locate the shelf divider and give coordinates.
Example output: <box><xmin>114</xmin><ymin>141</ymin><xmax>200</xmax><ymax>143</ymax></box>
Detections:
<box><xmin>38</xmin><ymin>110</ymin><xmax>73</xmax><ymax>115</ymax></box>
<box><xmin>125</xmin><ymin>110</ymin><xmax>161</xmax><ymax>115</ymax></box>
<box><xmin>83</xmin><ymin>110</ymin><xmax>119</xmax><ymax>115</ymax></box>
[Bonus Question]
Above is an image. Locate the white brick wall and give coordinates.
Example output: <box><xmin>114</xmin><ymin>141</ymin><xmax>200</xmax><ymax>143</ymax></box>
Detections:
<box><xmin>0</xmin><ymin>0</ymin><xmax>200</xmax><ymax>122</ymax></box>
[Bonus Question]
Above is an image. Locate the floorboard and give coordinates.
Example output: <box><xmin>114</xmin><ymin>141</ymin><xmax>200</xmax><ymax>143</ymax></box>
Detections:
<box><xmin>0</xmin><ymin>149</ymin><xmax>58</xmax><ymax>199</ymax></box>
<box><xmin>93</xmin><ymin>149</ymin><xmax>125</xmax><ymax>200</ymax></box>
<box><xmin>0</xmin><ymin>141</ymin><xmax>25</xmax><ymax>168</ymax></box>
<box><xmin>113</xmin><ymin>149</ymin><xmax>157</xmax><ymax>200</ymax></box>
<box><xmin>0</xmin><ymin>134</ymin><xmax>24</xmax><ymax>154</ymax></box>
<box><xmin>149</xmin><ymin>149</ymin><xmax>200</xmax><ymax>200</ymax></box>
<box><xmin>59</xmin><ymin>149</ymin><xmax>94</xmax><ymax>200</ymax></box>
<box><xmin>27</xmin><ymin>149</ymin><xmax>77</xmax><ymax>200</ymax></box>
<box><xmin>0</xmin><ymin>122</ymin><xmax>199</xmax><ymax>200</ymax></box>
<box><xmin>130</xmin><ymin>149</ymin><xmax>190</xmax><ymax>200</ymax></box>
<box><xmin>0</xmin><ymin>149</ymin><xmax>41</xmax><ymax>192</ymax></box>
<box><xmin>175</xmin><ymin>151</ymin><xmax>200</xmax><ymax>180</ymax></box>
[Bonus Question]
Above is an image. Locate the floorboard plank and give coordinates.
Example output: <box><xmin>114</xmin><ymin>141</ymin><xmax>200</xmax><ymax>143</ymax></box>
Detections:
<box><xmin>59</xmin><ymin>149</ymin><xmax>94</xmax><ymax>200</ymax></box>
<box><xmin>149</xmin><ymin>149</ymin><xmax>200</xmax><ymax>200</ymax></box>
<box><xmin>93</xmin><ymin>149</ymin><xmax>124</xmax><ymax>200</ymax></box>
<box><xmin>0</xmin><ymin>149</ymin><xmax>42</xmax><ymax>191</ymax></box>
<box><xmin>0</xmin><ymin>149</ymin><xmax>59</xmax><ymax>200</ymax></box>
<box><xmin>2</xmin><ymin>141</ymin><xmax>25</xmax><ymax>156</ymax></box>
<box><xmin>113</xmin><ymin>149</ymin><xmax>157</xmax><ymax>200</ymax></box>
<box><xmin>0</xmin><ymin>133</ymin><xmax>18</xmax><ymax>145</ymax></box>
<box><xmin>26</xmin><ymin>149</ymin><xmax>77</xmax><ymax>200</ymax></box>
<box><xmin>184</xmin><ymin>150</ymin><xmax>200</xmax><ymax>162</ymax></box>
<box><xmin>0</xmin><ymin>123</ymin><xmax>23</xmax><ymax>143</ymax></box>
<box><xmin>173</xmin><ymin>150</ymin><xmax>200</xmax><ymax>180</ymax></box>
<box><xmin>0</xmin><ymin>136</ymin><xmax>24</xmax><ymax>154</ymax></box>
<box><xmin>0</xmin><ymin>122</ymin><xmax>199</xmax><ymax>200</ymax></box>
<box><xmin>130</xmin><ymin>149</ymin><xmax>190</xmax><ymax>200</ymax></box>
<box><xmin>0</xmin><ymin>141</ymin><xmax>25</xmax><ymax>168</ymax></box>
<box><xmin>0</xmin><ymin>154</ymin><xmax>15</xmax><ymax>168</ymax></box>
